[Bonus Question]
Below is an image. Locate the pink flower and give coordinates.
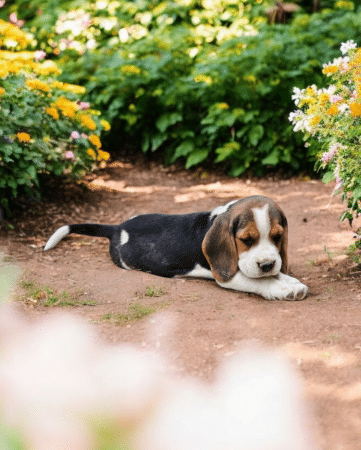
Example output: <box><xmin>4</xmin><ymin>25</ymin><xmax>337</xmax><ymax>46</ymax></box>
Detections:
<box><xmin>79</xmin><ymin>102</ymin><xmax>90</xmax><ymax>110</ymax></box>
<box><xmin>322</xmin><ymin>143</ymin><xmax>342</xmax><ymax>163</ymax></box>
<box><xmin>330</xmin><ymin>94</ymin><xmax>343</xmax><ymax>103</ymax></box>
<box><xmin>34</xmin><ymin>51</ymin><xmax>46</xmax><ymax>62</ymax></box>
<box><xmin>334</xmin><ymin>176</ymin><xmax>343</xmax><ymax>191</ymax></box>
<box><xmin>70</xmin><ymin>131</ymin><xmax>80</xmax><ymax>140</ymax></box>
<box><xmin>65</xmin><ymin>151</ymin><xmax>75</xmax><ymax>159</ymax></box>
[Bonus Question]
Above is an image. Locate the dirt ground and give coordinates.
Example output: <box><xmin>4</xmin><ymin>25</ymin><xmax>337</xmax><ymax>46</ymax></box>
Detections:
<box><xmin>1</xmin><ymin>156</ymin><xmax>361</xmax><ymax>450</ymax></box>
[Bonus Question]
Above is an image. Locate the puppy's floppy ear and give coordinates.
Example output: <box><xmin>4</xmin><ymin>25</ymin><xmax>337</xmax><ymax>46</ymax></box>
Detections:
<box><xmin>279</xmin><ymin>209</ymin><xmax>288</xmax><ymax>274</ymax></box>
<box><xmin>202</xmin><ymin>213</ymin><xmax>239</xmax><ymax>283</ymax></box>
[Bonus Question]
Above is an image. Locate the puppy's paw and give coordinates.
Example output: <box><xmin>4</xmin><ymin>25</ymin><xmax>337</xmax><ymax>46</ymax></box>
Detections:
<box><xmin>264</xmin><ymin>275</ymin><xmax>308</xmax><ymax>301</ymax></box>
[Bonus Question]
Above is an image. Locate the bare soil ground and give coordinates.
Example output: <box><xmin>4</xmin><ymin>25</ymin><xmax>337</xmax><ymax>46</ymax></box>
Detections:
<box><xmin>1</xmin><ymin>156</ymin><xmax>361</xmax><ymax>450</ymax></box>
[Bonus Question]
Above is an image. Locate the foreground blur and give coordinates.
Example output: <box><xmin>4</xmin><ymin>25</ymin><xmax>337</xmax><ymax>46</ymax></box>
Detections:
<box><xmin>0</xmin><ymin>264</ymin><xmax>316</xmax><ymax>450</ymax></box>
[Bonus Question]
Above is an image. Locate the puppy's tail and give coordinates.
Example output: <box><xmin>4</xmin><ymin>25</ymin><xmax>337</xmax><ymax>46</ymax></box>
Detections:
<box><xmin>44</xmin><ymin>224</ymin><xmax>116</xmax><ymax>251</ymax></box>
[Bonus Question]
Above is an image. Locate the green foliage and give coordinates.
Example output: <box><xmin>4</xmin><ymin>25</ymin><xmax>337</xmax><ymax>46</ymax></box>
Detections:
<box><xmin>2</xmin><ymin>1</ymin><xmax>361</xmax><ymax>176</ymax></box>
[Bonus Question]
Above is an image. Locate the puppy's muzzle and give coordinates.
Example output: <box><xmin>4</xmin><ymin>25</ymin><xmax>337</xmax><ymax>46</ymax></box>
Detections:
<box><xmin>258</xmin><ymin>260</ymin><xmax>276</xmax><ymax>273</ymax></box>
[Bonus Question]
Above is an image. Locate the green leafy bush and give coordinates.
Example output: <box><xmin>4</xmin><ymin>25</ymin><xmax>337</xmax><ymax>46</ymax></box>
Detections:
<box><xmin>0</xmin><ymin>19</ymin><xmax>110</xmax><ymax>212</ymax></box>
<box><xmin>2</xmin><ymin>1</ymin><xmax>361</xmax><ymax>175</ymax></box>
<box><xmin>68</xmin><ymin>7</ymin><xmax>361</xmax><ymax>175</ymax></box>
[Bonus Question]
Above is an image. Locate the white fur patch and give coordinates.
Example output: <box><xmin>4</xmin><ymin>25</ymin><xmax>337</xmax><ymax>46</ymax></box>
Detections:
<box><xmin>237</xmin><ymin>204</ymin><xmax>282</xmax><ymax>279</ymax></box>
<box><xmin>210</xmin><ymin>200</ymin><xmax>237</xmax><ymax>218</ymax></box>
<box><xmin>183</xmin><ymin>264</ymin><xmax>214</xmax><ymax>279</ymax></box>
<box><xmin>119</xmin><ymin>255</ymin><xmax>132</xmax><ymax>271</ymax></box>
<box><xmin>253</xmin><ymin>204</ymin><xmax>271</xmax><ymax>242</ymax></box>
<box><xmin>217</xmin><ymin>270</ymin><xmax>308</xmax><ymax>300</ymax></box>
<box><xmin>120</xmin><ymin>229</ymin><xmax>129</xmax><ymax>245</ymax></box>
<box><xmin>44</xmin><ymin>226</ymin><xmax>70</xmax><ymax>251</ymax></box>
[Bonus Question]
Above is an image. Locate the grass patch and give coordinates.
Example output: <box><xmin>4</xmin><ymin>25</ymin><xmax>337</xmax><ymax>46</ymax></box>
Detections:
<box><xmin>144</xmin><ymin>285</ymin><xmax>166</xmax><ymax>297</ymax></box>
<box><xmin>18</xmin><ymin>278</ymin><xmax>97</xmax><ymax>307</ymax></box>
<box><xmin>99</xmin><ymin>301</ymin><xmax>170</xmax><ymax>326</ymax></box>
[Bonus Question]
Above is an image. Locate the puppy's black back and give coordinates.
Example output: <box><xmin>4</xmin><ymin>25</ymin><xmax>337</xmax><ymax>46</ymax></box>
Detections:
<box><xmin>117</xmin><ymin>212</ymin><xmax>213</xmax><ymax>277</ymax></box>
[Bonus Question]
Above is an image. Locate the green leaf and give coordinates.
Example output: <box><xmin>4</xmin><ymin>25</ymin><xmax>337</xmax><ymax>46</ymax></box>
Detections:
<box><xmin>352</xmin><ymin>186</ymin><xmax>361</xmax><ymax>200</ymax></box>
<box><xmin>26</xmin><ymin>165</ymin><xmax>37</xmax><ymax>180</ymax></box>
<box><xmin>172</xmin><ymin>140</ymin><xmax>195</xmax><ymax>162</ymax></box>
<box><xmin>185</xmin><ymin>149</ymin><xmax>209</xmax><ymax>169</ymax></box>
<box><xmin>151</xmin><ymin>133</ymin><xmax>168</xmax><ymax>152</ymax></box>
<box><xmin>262</xmin><ymin>149</ymin><xmax>279</xmax><ymax>166</ymax></box>
<box><xmin>141</xmin><ymin>134</ymin><xmax>150</xmax><ymax>153</ymax></box>
<box><xmin>322</xmin><ymin>171</ymin><xmax>335</xmax><ymax>184</ymax></box>
<box><xmin>215</xmin><ymin>141</ymin><xmax>240</xmax><ymax>163</ymax></box>
<box><xmin>156</xmin><ymin>112</ymin><xmax>182</xmax><ymax>133</ymax></box>
<box><xmin>229</xmin><ymin>164</ymin><xmax>247</xmax><ymax>177</ymax></box>
<box><xmin>249</xmin><ymin>125</ymin><xmax>264</xmax><ymax>146</ymax></box>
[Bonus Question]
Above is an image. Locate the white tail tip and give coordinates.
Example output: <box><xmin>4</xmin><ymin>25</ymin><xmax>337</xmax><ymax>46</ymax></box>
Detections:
<box><xmin>44</xmin><ymin>226</ymin><xmax>70</xmax><ymax>251</ymax></box>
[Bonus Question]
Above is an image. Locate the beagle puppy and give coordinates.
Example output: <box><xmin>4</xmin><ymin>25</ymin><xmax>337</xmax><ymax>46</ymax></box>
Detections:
<box><xmin>44</xmin><ymin>195</ymin><xmax>308</xmax><ymax>301</ymax></box>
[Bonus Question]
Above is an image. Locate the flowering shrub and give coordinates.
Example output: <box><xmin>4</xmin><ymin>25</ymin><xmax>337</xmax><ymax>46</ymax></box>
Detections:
<box><xmin>289</xmin><ymin>40</ymin><xmax>361</xmax><ymax>246</ymax></box>
<box><xmin>2</xmin><ymin>2</ymin><xmax>360</xmax><ymax>176</ymax></box>
<box><xmin>0</xmin><ymin>19</ymin><xmax>110</xmax><ymax>212</ymax></box>
<box><xmin>0</xmin><ymin>260</ymin><xmax>315</xmax><ymax>450</ymax></box>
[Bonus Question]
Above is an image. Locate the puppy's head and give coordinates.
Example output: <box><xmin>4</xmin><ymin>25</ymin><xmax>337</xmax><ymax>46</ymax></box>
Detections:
<box><xmin>202</xmin><ymin>196</ymin><xmax>288</xmax><ymax>283</ymax></box>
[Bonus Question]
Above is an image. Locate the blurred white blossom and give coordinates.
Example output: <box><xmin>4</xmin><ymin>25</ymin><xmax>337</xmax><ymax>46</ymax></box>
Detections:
<box><xmin>0</xmin><ymin>266</ymin><xmax>316</xmax><ymax>450</ymax></box>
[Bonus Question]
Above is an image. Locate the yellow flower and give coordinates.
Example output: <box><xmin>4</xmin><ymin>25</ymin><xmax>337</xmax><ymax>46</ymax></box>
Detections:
<box><xmin>80</xmin><ymin>114</ymin><xmax>97</xmax><ymax>130</ymax></box>
<box><xmin>216</xmin><ymin>103</ymin><xmax>229</xmax><ymax>110</ymax></box>
<box><xmin>350</xmin><ymin>102</ymin><xmax>361</xmax><ymax>117</ymax></box>
<box><xmin>322</xmin><ymin>65</ymin><xmax>338</xmax><ymax>75</ymax></box>
<box><xmin>100</xmin><ymin>119</ymin><xmax>111</xmax><ymax>131</ymax></box>
<box><xmin>326</xmin><ymin>105</ymin><xmax>338</xmax><ymax>115</ymax></box>
<box><xmin>51</xmin><ymin>80</ymin><xmax>86</xmax><ymax>94</ymax></box>
<box><xmin>310</xmin><ymin>115</ymin><xmax>321</xmax><ymax>126</ymax></box>
<box><xmin>121</xmin><ymin>65</ymin><xmax>141</xmax><ymax>75</ymax></box>
<box><xmin>87</xmin><ymin>148</ymin><xmax>97</xmax><ymax>159</ymax></box>
<box><xmin>194</xmin><ymin>74</ymin><xmax>212</xmax><ymax>85</ymax></box>
<box><xmin>97</xmin><ymin>150</ymin><xmax>110</xmax><ymax>161</ymax></box>
<box><xmin>46</xmin><ymin>106</ymin><xmax>59</xmax><ymax>120</ymax></box>
<box><xmin>0</xmin><ymin>19</ymin><xmax>29</xmax><ymax>48</ymax></box>
<box><xmin>318</xmin><ymin>93</ymin><xmax>330</xmax><ymax>104</ymax></box>
<box><xmin>26</xmin><ymin>78</ymin><xmax>50</xmax><ymax>93</ymax></box>
<box><xmin>16</xmin><ymin>132</ymin><xmax>31</xmax><ymax>142</ymax></box>
<box><xmin>0</xmin><ymin>66</ymin><xmax>8</xmax><ymax>78</ymax></box>
<box><xmin>33</xmin><ymin>60</ymin><xmax>61</xmax><ymax>76</ymax></box>
<box><xmin>54</xmin><ymin>97</ymin><xmax>78</xmax><ymax>118</ymax></box>
<box><xmin>0</xmin><ymin>87</ymin><xmax>5</xmax><ymax>95</ymax></box>
<box><xmin>89</xmin><ymin>134</ymin><xmax>102</xmax><ymax>149</ymax></box>
<box><xmin>334</xmin><ymin>1</ymin><xmax>354</xmax><ymax>10</ymax></box>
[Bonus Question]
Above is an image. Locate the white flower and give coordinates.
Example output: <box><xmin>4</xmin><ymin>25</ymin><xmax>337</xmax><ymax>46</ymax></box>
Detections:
<box><xmin>0</xmin><ymin>312</ymin><xmax>164</xmax><ymax>450</ymax></box>
<box><xmin>288</xmin><ymin>110</ymin><xmax>302</xmax><ymax>123</ymax></box>
<box><xmin>291</xmin><ymin>87</ymin><xmax>304</xmax><ymax>106</ymax></box>
<box><xmin>324</xmin><ymin>84</ymin><xmax>337</xmax><ymax>95</ymax></box>
<box><xmin>340</xmin><ymin>40</ymin><xmax>357</xmax><ymax>55</ymax></box>
<box><xmin>119</xmin><ymin>28</ymin><xmax>129</xmax><ymax>43</ymax></box>
<box><xmin>338</xmin><ymin>103</ymin><xmax>349</xmax><ymax>113</ymax></box>
<box><xmin>137</xmin><ymin>347</ymin><xmax>315</xmax><ymax>450</ymax></box>
<box><xmin>288</xmin><ymin>111</ymin><xmax>312</xmax><ymax>133</ymax></box>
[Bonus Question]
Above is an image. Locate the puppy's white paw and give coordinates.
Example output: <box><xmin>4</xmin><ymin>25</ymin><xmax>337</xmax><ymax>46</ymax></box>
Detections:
<box><xmin>264</xmin><ymin>274</ymin><xmax>308</xmax><ymax>301</ymax></box>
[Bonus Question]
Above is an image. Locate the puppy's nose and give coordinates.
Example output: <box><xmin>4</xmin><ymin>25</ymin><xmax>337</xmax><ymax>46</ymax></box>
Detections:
<box><xmin>258</xmin><ymin>261</ymin><xmax>275</xmax><ymax>273</ymax></box>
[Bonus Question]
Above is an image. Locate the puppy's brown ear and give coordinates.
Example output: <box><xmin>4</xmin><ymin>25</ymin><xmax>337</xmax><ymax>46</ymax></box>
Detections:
<box><xmin>279</xmin><ymin>211</ymin><xmax>288</xmax><ymax>274</ymax></box>
<box><xmin>202</xmin><ymin>214</ymin><xmax>238</xmax><ymax>283</ymax></box>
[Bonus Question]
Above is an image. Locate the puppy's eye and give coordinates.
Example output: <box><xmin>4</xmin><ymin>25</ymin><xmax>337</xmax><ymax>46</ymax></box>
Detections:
<box><xmin>272</xmin><ymin>234</ymin><xmax>282</xmax><ymax>244</ymax></box>
<box><xmin>241</xmin><ymin>238</ymin><xmax>254</xmax><ymax>248</ymax></box>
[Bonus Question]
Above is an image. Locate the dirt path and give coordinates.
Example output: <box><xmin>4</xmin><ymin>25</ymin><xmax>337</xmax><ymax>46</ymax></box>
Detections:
<box><xmin>1</xmin><ymin>158</ymin><xmax>361</xmax><ymax>450</ymax></box>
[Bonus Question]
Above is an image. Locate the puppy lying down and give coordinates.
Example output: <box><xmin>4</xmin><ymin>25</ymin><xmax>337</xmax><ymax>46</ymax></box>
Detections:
<box><xmin>44</xmin><ymin>195</ymin><xmax>308</xmax><ymax>301</ymax></box>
